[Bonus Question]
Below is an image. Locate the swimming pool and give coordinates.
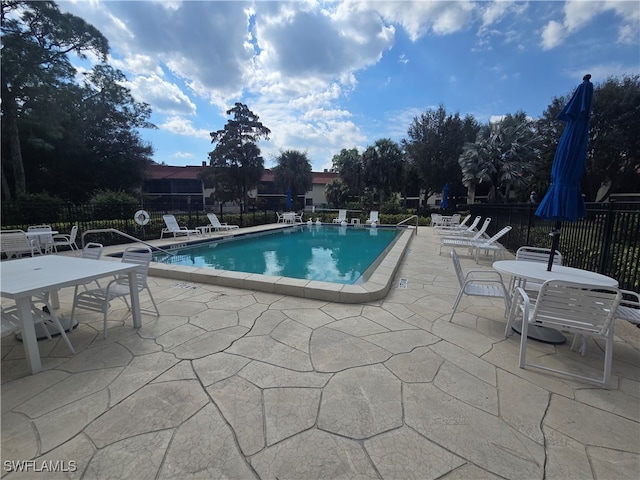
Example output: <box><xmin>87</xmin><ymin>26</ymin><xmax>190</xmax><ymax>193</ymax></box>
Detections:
<box><xmin>152</xmin><ymin>225</ymin><xmax>400</xmax><ymax>285</ymax></box>
<box><xmin>148</xmin><ymin>223</ymin><xmax>415</xmax><ymax>303</ymax></box>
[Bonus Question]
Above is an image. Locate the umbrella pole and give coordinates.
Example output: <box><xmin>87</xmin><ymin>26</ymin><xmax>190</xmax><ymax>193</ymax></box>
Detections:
<box><xmin>547</xmin><ymin>221</ymin><xmax>561</xmax><ymax>271</ymax></box>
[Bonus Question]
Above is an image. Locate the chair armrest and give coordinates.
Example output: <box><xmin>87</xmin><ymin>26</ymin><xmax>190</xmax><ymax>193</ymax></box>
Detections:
<box><xmin>620</xmin><ymin>289</ymin><xmax>640</xmax><ymax>308</ymax></box>
<box><xmin>465</xmin><ymin>270</ymin><xmax>505</xmax><ymax>283</ymax></box>
<box><xmin>52</xmin><ymin>234</ymin><xmax>70</xmax><ymax>241</ymax></box>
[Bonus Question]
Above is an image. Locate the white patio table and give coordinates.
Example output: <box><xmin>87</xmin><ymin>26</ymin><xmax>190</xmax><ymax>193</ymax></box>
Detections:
<box><xmin>493</xmin><ymin>260</ymin><xmax>619</xmax><ymax>343</ymax></box>
<box><xmin>1</xmin><ymin>255</ymin><xmax>142</xmax><ymax>374</ymax></box>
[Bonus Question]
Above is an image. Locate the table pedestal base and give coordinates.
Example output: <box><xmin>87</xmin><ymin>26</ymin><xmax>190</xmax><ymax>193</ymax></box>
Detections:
<box><xmin>511</xmin><ymin>320</ymin><xmax>566</xmax><ymax>344</ymax></box>
<box><xmin>16</xmin><ymin>316</ymin><xmax>78</xmax><ymax>341</ymax></box>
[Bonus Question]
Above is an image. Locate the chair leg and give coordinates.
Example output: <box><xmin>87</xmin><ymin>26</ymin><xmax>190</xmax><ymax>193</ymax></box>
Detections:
<box><xmin>145</xmin><ymin>286</ymin><xmax>160</xmax><ymax>316</ymax></box>
<box><xmin>450</xmin><ymin>290</ymin><xmax>464</xmax><ymax>322</ymax></box>
<box><xmin>603</xmin><ymin>330</ymin><xmax>614</xmax><ymax>389</ymax></box>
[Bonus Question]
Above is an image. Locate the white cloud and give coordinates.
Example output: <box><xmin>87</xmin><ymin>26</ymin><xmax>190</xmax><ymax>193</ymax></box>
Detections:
<box><xmin>159</xmin><ymin>116</ymin><xmax>211</xmax><ymax>140</ymax></box>
<box><xmin>126</xmin><ymin>75</ymin><xmax>197</xmax><ymax>115</ymax></box>
<box><xmin>541</xmin><ymin>0</ymin><xmax>638</xmax><ymax>50</ymax></box>
<box><xmin>173</xmin><ymin>151</ymin><xmax>195</xmax><ymax>159</ymax></box>
<box><xmin>369</xmin><ymin>0</ymin><xmax>475</xmax><ymax>40</ymax></box>
<box><xmin>541</xmin><ymin>20</ymin><xmax>566</xmax><ymax>50</ymax></box>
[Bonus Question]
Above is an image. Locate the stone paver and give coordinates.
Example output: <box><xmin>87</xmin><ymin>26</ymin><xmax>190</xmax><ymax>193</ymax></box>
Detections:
<box><xmin>2</xmin><ymin>226</ymin><xmax>639</xmax><ymax>479</ymax></box>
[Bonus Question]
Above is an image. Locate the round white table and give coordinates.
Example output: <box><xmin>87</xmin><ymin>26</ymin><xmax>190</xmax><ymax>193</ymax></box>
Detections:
<box><xmin>493</xmin><ymin>260</ymin><xmax>619</xmax><ymax>344</ymax></box>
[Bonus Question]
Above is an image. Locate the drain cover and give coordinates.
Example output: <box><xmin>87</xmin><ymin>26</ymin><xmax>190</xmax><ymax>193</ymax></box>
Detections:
<box><xmin>173</xmin><ymin>283</ymin><xmax>197</xmax><ymax>290</ymax></box>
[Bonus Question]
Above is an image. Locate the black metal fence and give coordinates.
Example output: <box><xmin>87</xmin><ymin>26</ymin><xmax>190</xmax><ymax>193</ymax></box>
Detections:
<box><xmin>3</xmin><ymin>200</ymin><xmax>638</xmax><ymax>290</ymax></box>
<box><xmin>468</xmin><ymin>202</ymin><xmax>640</xmax><ymax>291</ymax></box>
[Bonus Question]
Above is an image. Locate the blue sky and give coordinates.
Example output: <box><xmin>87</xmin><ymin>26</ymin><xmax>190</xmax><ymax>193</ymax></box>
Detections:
<box><xmin>59</xmin><ymin>1</ymin><xmax>639</xmax><ymax>172</ymax></box>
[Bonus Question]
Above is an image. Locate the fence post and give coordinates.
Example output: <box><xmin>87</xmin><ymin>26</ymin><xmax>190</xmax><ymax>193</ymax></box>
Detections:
<box><xmin>526</xmin><ymin>203</ymin><xmax>535</xmax><ymax>246</ymax></box>
<box><xmin>598</xmin><ymin>200</ymin><xmax>615</xmax><ymax>274</ymax></box>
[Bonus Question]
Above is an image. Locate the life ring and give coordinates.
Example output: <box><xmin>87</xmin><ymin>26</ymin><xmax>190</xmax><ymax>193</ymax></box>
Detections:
<box><xmin>134</xmin><ymin>210</ymin><xmax>150</xmax><ymax>226</ymax></box>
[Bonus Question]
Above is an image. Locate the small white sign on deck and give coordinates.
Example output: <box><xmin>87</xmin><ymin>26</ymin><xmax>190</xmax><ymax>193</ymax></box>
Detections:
<box><xmin>398</xmin><ymin>278</ymin><xmax>408</xmax><ymax>289</ymax></box>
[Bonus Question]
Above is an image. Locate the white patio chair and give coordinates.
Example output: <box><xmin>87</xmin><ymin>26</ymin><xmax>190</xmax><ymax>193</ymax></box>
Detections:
<box><xmin>206</xmin><ymin>213</ymin><xmax>239</xmax><ymax>231</ymax></box>
<box><xmin>430</xmin><ymin>213</ymin><xmax>444</xmax><ymax>228</ymax></box>
<box><xmin>615</xmin><ymin>290</ymin><xmax>640</xmax><ymax>327</ymax></box>
<box><xmin>1</xmin><ymin>230</ymin><xmax>40</xmax><ymax>259</ymax></box>
<box><xmin>74</xmin><ymin>242</ymin><xmax>105</xmax><ymax>291</ymax></box>
<box><xmin>52</xmin><ymin>225</ymin><xmax>79</xmax><ymax>253</ymax></box>
<box><xmin>366</xmin><ymin>211</ymin><xmax>379</xmax><ymax>224</ymax></box>
<box><xmin>439</xmin><ymin>218</ymin><xmax>492</xmax><ymax>254</ymax></box>
<box><xmin>450</xmin><ymin>249</ymin><xmax>510</xmax><ymax>322</ymax></box>
<box><xmin>506</xmin><ymin>280</ymin><xmax>622</xmax><ymax>388</ymax></box>
<box><xmin>471</xmin><ymin>226</ymin><xmax>513</xmax><ymax>263</ymax></box>
<box><xmin>333</xmin><ymin>209</ymin><xmax>347</xmax><ymax>223</ymax></box>
<box><xmin>511</xmin><ymin>246</ymin><xmax>562</xmax><ymax>293</ymax></box>
<box><xmin>71</xmin><ymin>246</ymin><xmax>160</xmax><ymax>338</ymax></box>
<box><xmin>160</xmin><ymin>214</ymin><xmax>200</xmax><ymax>238</ymax></box>
<box><xmin>27</xmin><ymin>225</ymin><xmax>54</xmax><ymax>254</ymax></box>
<box><xmin>2</xmin><ymin>296</ymin><xmax>75</xmax><ymax>354</ymax></box>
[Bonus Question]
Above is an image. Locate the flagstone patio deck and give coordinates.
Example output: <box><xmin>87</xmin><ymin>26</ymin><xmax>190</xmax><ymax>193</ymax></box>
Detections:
<box><xmin>2</xmin><ymin>226</ymin><xmax>639</xmax><ymax>479</ymax></box>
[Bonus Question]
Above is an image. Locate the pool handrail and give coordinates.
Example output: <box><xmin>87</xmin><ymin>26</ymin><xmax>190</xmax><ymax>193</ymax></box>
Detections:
<box><xmin>396</xmin><ymin>215</ymin><xmax>419</xmax><ymax>234</ymax></box>
<box><xmin>81</xmin><ymin>228</ymin><xmax>175</xmax><ymax>256</ymax></box>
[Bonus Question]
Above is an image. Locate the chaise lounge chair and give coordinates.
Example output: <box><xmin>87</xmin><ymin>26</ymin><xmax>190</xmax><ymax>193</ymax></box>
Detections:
<box><xmin>206</xmin><ymin>213</ymin><xmax>239</xmax><ymax>231</ymax></box>
<box><xmin>366</xmin><ymin>211</ymin><xmax>379</xmax><ymax>224</ymax></box>
<box><xmin>161</xmin><ymin>214</ymin><xmax>200</xmax><ymax>239</ymax></box>
<box><xmin>333</xmin><ymin>209</ymin><xmax>347</xmax><ymax>223</ymax></box>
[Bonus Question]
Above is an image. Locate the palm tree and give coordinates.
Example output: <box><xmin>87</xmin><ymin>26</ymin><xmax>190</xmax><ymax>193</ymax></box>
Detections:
<box><xmin>273</xmin><ymin>150</ymin><xmax>313</xmax><ymax>210</ymax></box>
<box><xmin>459</xmin><ymin>113</ymin><xmax>539</xmax><ymax>203</ymax></box>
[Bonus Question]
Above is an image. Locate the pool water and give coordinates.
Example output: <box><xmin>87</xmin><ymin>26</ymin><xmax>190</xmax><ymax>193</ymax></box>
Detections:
<box><xmin>153</xmin><ymin>225</ymin><xmax>401</xmax><ymax>284</ymax></box>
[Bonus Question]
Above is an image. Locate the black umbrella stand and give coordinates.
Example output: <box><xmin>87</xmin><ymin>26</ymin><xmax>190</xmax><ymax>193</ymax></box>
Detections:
<box><xmin>547</xmin><ymin>220</ymin><xmax>561</xmax><ymax>271</ymax></box>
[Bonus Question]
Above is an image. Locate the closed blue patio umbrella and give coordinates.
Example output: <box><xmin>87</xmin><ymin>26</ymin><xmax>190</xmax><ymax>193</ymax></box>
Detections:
<box><xmin>536</xmin><ymin>74</ymin><xmax>593</xmax><ymax>271</ymax></box>
<box><xmin>285</xmin><ymin>187</ymin><xmax>293</xmax><ymax>210</ymax></box>
<box><xmin>441</xmin><ymin>183</ymin><xmax>449</xmax><ymax>210</ymax></box>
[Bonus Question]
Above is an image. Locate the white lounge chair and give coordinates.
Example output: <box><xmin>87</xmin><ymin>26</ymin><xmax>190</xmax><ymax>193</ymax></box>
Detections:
<box><xmin>72</xmin><ymin>246</ymin><xmax>160</xmax><ymax>338</ymax></box>
<box><xmin>471</xmin><ymin>226</ymin><xmax>513</xmax><ymax>263</ymax></box>
<box><xmin>450</xmin><ymin>249</ymin><xmax>510</xmax><ymax>322</ymax></box>
<box><xmin>161</xmin><ymin>214</ymin><xmax>200</xmax><ymax>238</ymax></box>
<box><xmin>434</xmin><ymin>215</ymin><xmax>474</xmax><ymax>235</ymax></box>
<box><xmin>52</xmin><ymin>225</ymin><xmax>79</xmax><ymax>253</ymax></box>
<box><xmin>438</xmin><ymin>218</ymin><xmax>491</xmax><ymax>254</ymax></box>
<box><xmin>436</xmin><ymin>216</ymin><xmax>482</xmax><ymax>237</ymax></box>
<box><xmin>506</xmin><ymin>280</ymin><xmax>622</xmax><ymax>388</ymax></box>
<box><xmin>333</xmin><ymin>209</ymin><xmax>347</xmax><ymax>223</ymax></box>
<box><xmin>366</xmin><ymin>211</ymin><xmax>379</xmax><ymax>224</ymax></box>
<box><xmin>206</xmin><ymin>213</ymin><xmax>239</xmax><ymax>231</ymax></box>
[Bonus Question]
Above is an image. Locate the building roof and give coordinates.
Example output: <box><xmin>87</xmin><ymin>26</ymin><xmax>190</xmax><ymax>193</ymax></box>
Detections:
<box><xmin>147</xmin><ymin>164</ymin><xmax>339</xmax><ymax>185</ymax></box>
<box><xmin>147</xmin><ymin>164</ymin><xmax>206</xmax><ymax>180</ymax></box>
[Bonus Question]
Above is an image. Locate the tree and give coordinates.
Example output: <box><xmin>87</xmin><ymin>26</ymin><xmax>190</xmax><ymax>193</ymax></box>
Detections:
<box><xmin>272</xmin><ymin>149</ymin><xmax>313</xmax><ymax>210</ymax></box>
<box><xmin>404</xmin><ymin>105</ymin><xmax>479</xmax><ymax>205</ymax></box>
<box><xmin>51</xmin><ymin>65</ymin><xmax>155</xmax><ymax>200</ymax></box>
<box><xmin>1</xmin><ymin>0</ymin><xmax>109</xmax><ymax>199</ymax></box>
<box><xmin>362</xmin><ymin>138</ymin><xmax>404</xmax><ymax>206</ymax></box>
<box><xmin>324</xmin><ymin>178</ymin><xmax>349</xmax><ymax>208</ymax></box>
<box><xmin>458</xmin><ymin>112</ymin><xmax>539</xmax><ymax>203</ymax></box>
<box><xmin>205</xmin><ymin>103</ymin><xmax>271</xmax><ymax>212</ymax></box>
<box><xmin>458</xmin><ymin>125</ymin><xmax>492</xmax><ymax>204</ymax></box>
<box><xmin>586</xmin><ymin>74</ymin><xmax>640</xmax><ymax>199</ymax></box>
<box><xmin>531</xmin><ymin>75</ymin><xmax>640</xmax><ymax>202</ymax></box>
<box><xmin>331</xmin><ymin>148</ymin><xmax>363</xmax><ymax>201</ymax></box>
